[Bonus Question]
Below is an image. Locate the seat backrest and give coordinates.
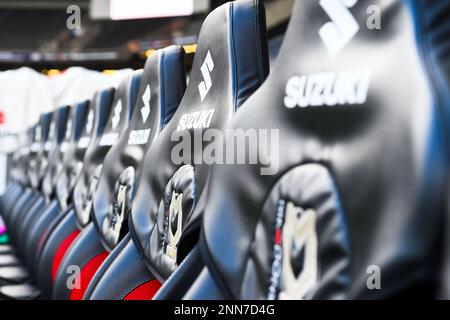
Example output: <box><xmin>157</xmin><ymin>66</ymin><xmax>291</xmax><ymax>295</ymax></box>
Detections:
<box><xmin>56</xmin><ymin>90</ymin><xmax>113</xmax><ymax>211</ymax></box>
<box><xmin>191</xmin><ymin>0</ymin><xmax>450</xmax><ymax>299</ymax></box>
<box><xmin>12</xmin><ymin>125</ymin><xmax>36</xmax><ymax>186</ymax></box>
<box><xmin>130</xmin><ymin>0</ymin><xmax>269</xmax><ymax>283</ymax></box>
<box><xmin>41</xmin><ymin>105</ymin><xmax>71</xmax><ymax>202</ymax></box>
<box><xmin>91</xmin><ymin>45</ymin><xmax>187</xmax><ymax>252</ymax></box>
<box><xmin>38</xmin><ymin>106</ymin><xmax>71</xmax><ymax>191</ymax></box>
<box><xmin>54</xmin><ymin>99</ymin><xmax>90</xmax><ymax>210</ymax></box>
<box><xmin>73</xmin><ymin>72</ymin><xmax>141</xmax><ymax>229</ymax></box>
<box><xmin>28</xmin><ymin>112</ymin><xmax>52</xmax><ymax>190</ymax></box>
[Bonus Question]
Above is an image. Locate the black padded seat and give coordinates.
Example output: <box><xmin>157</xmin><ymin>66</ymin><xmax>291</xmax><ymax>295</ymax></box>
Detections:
<box><xmin>0</xmin><ymin>284</ymin><xmax>40</xmax><ymax>300</ymax></box>
<box><xmin>0</xmin><ymin>255</ymin><xmax>19</xmax><ymax>266</ymax></box>
<box><xmin>54</xmin><ymin>45</ymin><xmax>186</xmax><ymax>300</ymax></box>
<box><xmin>36</xmin><ymin>88</ymin><xmax>116</xmax><ymax>298</ymax></box>
<box><xmin>51</xmin><ymin>72</ymin><xmax>143</xmax><ymax>299</ymax></box>
<box><xmin>162</xmin><ymin>0</ymin><xmax>450</xmax><ymax>300</ymax></box>
<box><xmin>0</xmin><ymin>266</ymin><xmax>29</xmax><ymax>284</ymax></box>
<box><xmin>0</xmin><ymin>245</ymin><xmax>13</xmax><ymax>254</ymax></box>
<box><xmin>85</xmin><ymin>0</ymin><xmax>269</xmax><ymax>300</ymax></box>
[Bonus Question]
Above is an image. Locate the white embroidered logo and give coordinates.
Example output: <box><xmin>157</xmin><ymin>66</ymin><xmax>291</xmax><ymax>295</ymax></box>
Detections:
<box><xmin>198</xmin><ymin>51</ymin><xmax>215</xmax><ymax>102</ymax></box>
<box><xmin>112</xmin><ymin>100</ymin><xmax>122</xmax><ymax>130</ymax></box>
<box><xmin>141</xmin><ymin>85</ymin><xmax>151</xmax><ymax>123</ymax></box>
<box><xmin>319</xmin><ymin>0</ymin><xmax>359</xmax><ymax>58</ymax></box>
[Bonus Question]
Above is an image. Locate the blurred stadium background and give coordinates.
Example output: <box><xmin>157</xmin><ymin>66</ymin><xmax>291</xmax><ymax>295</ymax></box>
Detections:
<box><xmin>0</xmin><ymin>0</ymin><xmax>293</xmax><ymax>192</ymax></box>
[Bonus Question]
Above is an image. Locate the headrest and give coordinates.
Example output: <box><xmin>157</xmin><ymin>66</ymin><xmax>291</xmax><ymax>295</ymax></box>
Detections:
<box><xmin>55</xmin><ymin>92</ymin><xmax>108</xmax><ymax>210</ymax></box>
<box><xmin>93</xmin><ymin>88</ymin><xmax>116</xmax><ymax>138</ymax></box>
<box><xmin>28</xmin><ymin>111</ymin><xmax>52</xmax><ymax>189</ymax></box>
<box><xmin>96</xmin><ymin>72</ymin><xmax>142</xmax><ymax>148</ymax></box>
<box><xmin>15</xmin><ymin>125</ymin><xmax>37</xmax><ymax>185</ymax></box>
<box><xmin>47</xmin><ymin>101</ymin><xmax>89</xmax><ymax>192</ymax></box>
<box><xmin>41</xmin><ymin>105</ymin><xmax>71</xmax><ymax>199</ymax></box>
<box><xmin>130</xmin><ymin>0</ymin><xmax>269</xmax><ymax>283</ymax></box>
<box><xmin>74</xmin><ymin>88</ymin><xmax>115</xmax><ymax>152</ymax></box>
<box><xmin>73</xmin><ymin>72</ymin><xmax>142</xmax><ymax>229</ymax></box>
<box><xmin>71</xmin><ymin>100</ymin><xmax>90</xmax><ymax>142</ymax></box>
<box><xmin>91</xmin><ymin>45</ymin><xmax>186</xmax><ymax>251</ymax></box>
<box><xmin>54</xmin><ymin>100</ymin><xmax>91</xmax><ymax>210</ymax></box>
<box><xmin>186</xmin><ymin>0</ymin><xmax>450</xmax><ymax>300</ymax></box>
<box><xmin>171</xmin><ymin>0</ymin><xmax>268</xmax><ymax>117</ymax></box>
<box><xmin>11</xmin><ymin>124</ymin><xmax>37</xmax><ymax>185</ymax></box>
<box><xmin>53</xmin><ymin>105</ymin><xmax>71</xmax><ymax>144</ymax></box>
<box><xmin>38</xmin><ymin>112</ymin><xmax>53</xmax><ymax>145</ymax></box>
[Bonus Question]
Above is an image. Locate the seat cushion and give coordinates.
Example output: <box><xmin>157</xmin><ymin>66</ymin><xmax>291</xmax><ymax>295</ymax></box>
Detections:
<box><xmin>0</xmin><ymin>284</ymin><xmax>40</xmax><ymax>300</ymax></box>
<box><xmin>0</xmin><ymin>254</ymin><xmax>19</xmax><ymax>266</ymax></box>
<box><xmin>0</xmin><ymin>266</ymin><xmax>29</xmax><ymax>283</ymax></box>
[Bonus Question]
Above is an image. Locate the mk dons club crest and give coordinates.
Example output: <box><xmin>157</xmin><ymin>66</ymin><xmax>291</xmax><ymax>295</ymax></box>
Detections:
<box><xmin>103</xmin><ymin>167</ymin><xmax>135</xmax><ymax>248</ymax></box>
<box><xmin>164</xmin><ymin>191</ymin><xmax>183</xmax><ymax>260</ymax></box>
<box><xmin>112</xmin><ymin>184</ymin><xmax>127</xmax><ymax>234</ymax></box>
<box><xmin>268</xmin><ymin>200</ymin><xmax>318</xmax><ymax>300</ymax></box>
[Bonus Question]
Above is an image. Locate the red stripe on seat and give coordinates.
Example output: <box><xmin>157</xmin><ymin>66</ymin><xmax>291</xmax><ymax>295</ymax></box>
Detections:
<box><xmin>70</xmin><ymin>251</ymin><xmax>109</xmax><ymax>300</ymax></box>
<box><xmin>52</xmin><ymin>230</ymin><xmax>80</xmax><ymax>282</ymax></box>
<box><xmin>123</xmin><ymin>279</ymin><xmax>162</xmax><ymax>300</ymax></box>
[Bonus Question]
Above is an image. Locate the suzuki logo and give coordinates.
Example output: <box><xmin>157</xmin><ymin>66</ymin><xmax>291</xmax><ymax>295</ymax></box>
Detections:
<box><xmin>198</xmin><ymin>51</ymin><xmax>214</xmax><ymax>102</ymax></box>
<box><xmin>279</xmin><ymin>203</ymin><xmax>318</xmax><ymax>300</ymax></box>
<box><xmin>112</xmin><ymin>100</ymin><xmax>122</xmax><ymax>130</ymax></box>
<box><xmin>319</xmin><ymin>0</ymin><xmax>359</xmax><ymax>58</ymax></box>
<box><xmin>141</xmin><ymin>85</ymin><xmax>151</xmax><ymax>123</ymax></box>
<box><xmin>86</xmin><ymin>110</ymin><xmax>93</xmax><ymax>134</ymax></box>
<box><xmin>165</xmin><ymin>191</ymin><xmax>183</xmax><ymax>260</ymax></box>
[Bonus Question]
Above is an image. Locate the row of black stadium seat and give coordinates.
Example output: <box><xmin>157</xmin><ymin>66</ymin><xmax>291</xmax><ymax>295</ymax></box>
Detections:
<box><xmin>1</xmin><ymin>0</ymin><xmax>450</xmax><ymax>300</ymax></box>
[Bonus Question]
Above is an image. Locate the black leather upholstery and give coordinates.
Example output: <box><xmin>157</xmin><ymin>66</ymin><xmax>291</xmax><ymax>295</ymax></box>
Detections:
<box><xmin>54</xmin><ymin>100</ymin><xmax>90</xmax><ymax>211</ymax></box>
<box><xmin>2</xmin><ymin>0</ymin><xmax>448</xmax><ymax>302</ymax></box>
<box><xmin>13</xmin><ymin>106</ymin><xmax>71</xmax><ymax>258</ymax></box>
<box><xmin>56</xmin><ymin>45</ymin><xmax>187</xmax><ymax>300</ymax></box>
<box><xmin>84</xmin><ymin>0</ymin><xmax>269</xmax><ymax>300</ymax></box>
<box><xmin>24</xmin><ymin>101</ymin><xmax>92</xmax><ymax>273</ymax></box>
<box><xmin>41</xmin><ymin>105</ymin><xmax>72</xmax><ymax>202</ymax></box>
<box><xmin>92</xmin><ymin>45</ymin><xmax>186</xmax><ymax>252</ymax></box>
<box><xmin>52</xmin><ymin>72</ymin><xmax>141</xmax><ymax>299</ymax></box>
<box><xmin>172</xmin><ymin>0</ymin><xmax>450</xmax><ymax>300</ymax></box>
<box><xmin>73</xmin><ymin>75</ymin><xmax>139</xmax><ymax>229</ymax></box>
<box><xmin>36</xmin><ymin>88</ymin><xmax>115</xmax><ymax>298</ymax></box>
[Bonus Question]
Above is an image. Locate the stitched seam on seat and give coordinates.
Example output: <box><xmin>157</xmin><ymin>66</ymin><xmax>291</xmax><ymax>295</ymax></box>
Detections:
<box><xmin>83</xmin><ymin>235</ymin><xmax>130</xmax><ymax>299</ymax></box>
<box><xmin>160</xmin><ymin>50</ymin><xmax>166</xmax><ymax>127</ymax></box>
<box><xmin>120</xmin><ymin>277</ymin><xmax>154</xmax><ymax>300</ymax></box>
<box><xmin>253</xmin><ymin>0</ymin><xmax>264</xmax><ymax>84</ymax></box>
<box><xmin>199</xmin><ymin>228</ymin><xmax>233</xmax><ymax>299</ymax></box>
<box><xmin>230</xmin><ymin>2</ymin><xmax>238</xmax><ymax>112</ymax></box>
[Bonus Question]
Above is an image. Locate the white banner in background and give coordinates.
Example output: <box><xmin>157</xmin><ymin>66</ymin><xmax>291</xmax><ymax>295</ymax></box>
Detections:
<box><xmin>0</xmin><ymin>66</ymin><xmax>133</xmax><ymax>192</ymax></box>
